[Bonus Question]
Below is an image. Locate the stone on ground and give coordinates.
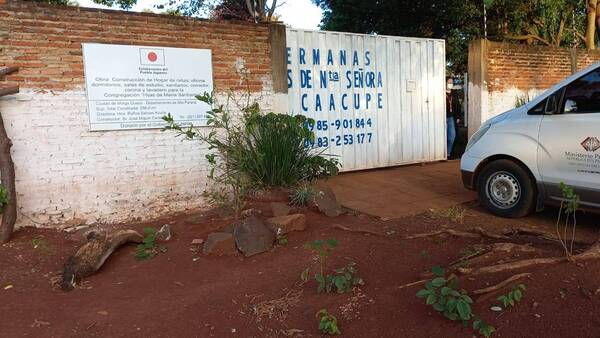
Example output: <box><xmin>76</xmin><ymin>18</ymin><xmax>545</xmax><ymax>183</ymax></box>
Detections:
<box><xmin>233</xmin><ymin>216</ymin><xmax>275</xmax><ymax>257</ymax></box>
<box><xmin>270</xmin><ymin>202</ymin><xmax>292</xmax><ymax>217</ymax></box>
<box><xmin>202</xmin><ymin>232</ymin><xmax>237</xmax><ymax>256</ymax></box>
<box><xmin>266</xmin><ymin>214</ymin><xmax>306</xmax><ymax>234</ymax></box>
<box><xmin>314</xmin><ymin>186</ymin><xmax>343</xmax><ymax>217</ymax></box>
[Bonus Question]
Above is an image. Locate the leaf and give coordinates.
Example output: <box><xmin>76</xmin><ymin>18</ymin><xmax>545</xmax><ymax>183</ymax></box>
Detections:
<box><xmin>416</xmin><ymin>289</ymin><xmax>431</xmax><ymax>298</ymax></box>
<box><xmin>441</xmin><ymin>286</ymin><xmax>452</xmax><ymax>296</ymax></box>
<box><xmin>443</xmin><ymin>311</ymin><xmax>458</xmax><ymax>321</ymax></box>
<box><xmin>431</xmin><ymin>266</ymin><xmax>445</xmax><ymax>277</ymax></box>
<box><xmin>447</xmin><ymin>299</ymin><xmax>457</xmax><ymax>312</ymax></box>
<box><xmin>513</xmin><ymin>289</ymin><xmax>522</xmax><ymax>301</ymax></box>
<box><xmin>426</xmin><ymin>294</ymin><xmax>437</xmax><ymax>305</ymax></box>
<box><xmin>456</xmin><ymin>300</ymin><xmax>472</xmax><ymax>321</ymax></box>
<box><xmin>432</xmin><ymin>303</ymin><xmax>445</xmax><ymax>312</ymax></box>
<box><xmin>431</xmin><ymin>277</ymin><xmax>446</xmax><ymax>288</ymax></box>
<box><xmin>461</xmin><ymin>294</ymin><xmax>473</xmax><ymax>304</ymax></box>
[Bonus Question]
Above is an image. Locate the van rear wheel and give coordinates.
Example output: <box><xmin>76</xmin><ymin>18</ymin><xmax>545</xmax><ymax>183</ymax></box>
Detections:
<box><xmin>477</xmin><ymin>160</ymin><xmax>536</xmax><ymax>218</ymax></box>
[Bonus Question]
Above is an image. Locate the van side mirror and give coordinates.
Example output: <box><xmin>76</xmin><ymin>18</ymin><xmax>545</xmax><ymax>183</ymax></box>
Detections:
<box><xmin>545</xmin><ymin>94</ymin><xmax>558</xmax><ymax>115</ymax></box>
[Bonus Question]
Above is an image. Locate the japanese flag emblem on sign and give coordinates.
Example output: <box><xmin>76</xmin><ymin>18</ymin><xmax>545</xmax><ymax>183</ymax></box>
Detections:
<box><xmin>140</xmin><ymin>48</ymin><xmax>165</xmax><ymax>66</ymax></box>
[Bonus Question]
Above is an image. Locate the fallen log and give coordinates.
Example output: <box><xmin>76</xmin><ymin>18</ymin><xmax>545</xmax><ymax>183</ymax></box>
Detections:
<box><xmin>59</xmin><ymin>229</ymin><xmax>143</xmax><ymax>291</ymax></box>
<box><xmin>458</xmin><ymin>241</ymin><xmax>600</xmax><ymax>276</ymax></box>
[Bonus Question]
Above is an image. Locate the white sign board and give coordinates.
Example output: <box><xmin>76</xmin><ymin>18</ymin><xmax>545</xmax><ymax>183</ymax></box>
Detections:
<box><xmin>286</xmin><ymin>29</ymin><xmax>446</xmax><ymax>171</ymax></box>
<box><xmin>82</xmin><ymin>43</ymin><xmax>213</xmax><ymax>131</ymax></box>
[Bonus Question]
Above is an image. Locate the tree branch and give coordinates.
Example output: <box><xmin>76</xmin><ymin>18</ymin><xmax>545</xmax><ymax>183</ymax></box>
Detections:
<box><xmin>504</xmin><ymin>34</ymin><xmax>551</xmax><ymax>46</ymax></box>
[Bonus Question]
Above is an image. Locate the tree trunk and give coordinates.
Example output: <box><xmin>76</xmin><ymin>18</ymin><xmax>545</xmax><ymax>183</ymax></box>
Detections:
<box><xmin>586</xmin><ymin>0</ymin><xmax>597</xmax><ymax>50</ymax></box>
<box><xmin>0</xmin><ymin>112</ymin><xmax>16</xmax><ymax>243</ymax></box>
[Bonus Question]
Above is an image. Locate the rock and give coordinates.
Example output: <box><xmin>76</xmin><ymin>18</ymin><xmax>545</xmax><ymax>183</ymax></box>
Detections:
<box><xmin>266</xmin><ymin>214</ymin><xmax>306</xmax><ymax>234</ymax></box>
<box><xmin>249</xmin><ymin>188</ymin><xmax>289</xmax><ymax>202</ymax></box>
<box><xmin>202</xmin><ymin>232</ymin><xmax>237</xmax><ymax>256</ymax></box>
<box><xmin>314</xmin><ymin>186</ymin><xmax>343</xmax><ymax>217</ymax></box>
<box><xmin>233</xmin><ymin>216</ymin><xmax>275</xmax><ymax>257</ymax></box>
<box><xmin>220</xmin><ymin>223</ymin><xmax>236</xmax><ymax>233</ymax></box>
<box><xmin>271</xmin><ymin>202</ymin><xmax>292</xmax><ymax>217</ymax></box>
<box><xmin>241</xmin><ymin>208</ymin><xmax>262</xmax><ymax>218</ymax></box>
<box><xmin>156</xmin><ymin>224</ymin><xmax>172</xmax><ymax>241</ymax></box>
<box><xmin>191</xmin><ymin>238</ymin><xmax>204</xmax><ymax>245</ymax></box>
<box><xmin>490</xmin><ymin>306</ymin><xmax>502</xmax><ymax>312</ymax></box>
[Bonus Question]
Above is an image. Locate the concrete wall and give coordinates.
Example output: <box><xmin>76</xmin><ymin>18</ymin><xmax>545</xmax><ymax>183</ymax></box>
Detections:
<box><xmin>0</xmin><ymin>0</ymin><xmax>285</xmax><ymax>228</ymax></box>
<box><xmin>467</xmin><ymin>39</ymin><xmax>600</xmax><ymax>136</ymax></box>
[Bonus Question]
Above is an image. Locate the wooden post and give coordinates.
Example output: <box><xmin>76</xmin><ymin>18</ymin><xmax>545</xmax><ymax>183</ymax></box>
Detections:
<box><xmin>0</xmin><ymin>67</ymin><xmax>19</xmax><ymax>243</ymax></box>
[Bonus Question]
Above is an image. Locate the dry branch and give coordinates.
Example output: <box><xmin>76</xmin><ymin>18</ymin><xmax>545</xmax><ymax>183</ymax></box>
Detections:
<box><xmin>0</xmin><ymin>112</ymin><xmax>16</xmax><ymax>243</ymax></box>
<box><xmin>0</xmin><ymin>87</ymin><xmax>19</xmax><ymax>97</ymax></box>
<box><xmin>457</xmin><ymin>241</ymin><xmax>600</xmax><ymax>276</ymax></box>
<box><xmin>331</xmin><ymin>223</ymin><xmax>386</xmax><ymax>236</ymax></box>
<box><xmin>59</xmin><ymin>229</ymin><xmax>143</xmax><ymax>291</ymax></box>
<box><xmin>0</xmin><ymin>67</ymin><xmax>19</xmax><ymax>77</ymax></box>
<box><xmin>472</xmin><ymin>273</ymin><xmax>532</xmax><ymax>296</ymax></box>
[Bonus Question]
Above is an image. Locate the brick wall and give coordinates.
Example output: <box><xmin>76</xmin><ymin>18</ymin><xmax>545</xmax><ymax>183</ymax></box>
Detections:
<box><xmin>467</xmin><ymin>39</ymin><xmax>600</xmax><ymax>135</ymax></box>
<box><xmin>0</xmin><ymin>0</ymin><xmax>283</xmax><ymax>228</ymax></box>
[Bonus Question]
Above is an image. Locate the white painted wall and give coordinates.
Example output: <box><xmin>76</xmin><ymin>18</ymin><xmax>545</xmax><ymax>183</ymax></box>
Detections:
<box><xmin>0</xmin><ymin>82</ymin><xmax>275</xmax><ymax>229</ymax></box>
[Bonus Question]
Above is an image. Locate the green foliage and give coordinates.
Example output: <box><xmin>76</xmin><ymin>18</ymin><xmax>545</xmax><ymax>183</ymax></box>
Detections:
<box><xmin>473</xmin><ymin>316</ymin><xmax>496</xmax><ymax>338</ymax></box>
<box><xmin>515</xmin><ymin>93</ymin><xmax>530</xmax><ymax>108</ymax></box>
<box><xmin>289</xmin><ymin>183</ymin><xmax>316</xmax><ymax>207</ymax></box>
<box><xmin>0</xmin><ymin>185</ymin><xmax>9</xmax><ymax>211</ymax></box>
<box><xmin>31</xmin><ymin>237</ymin><xmax>51</xmax><ymax>253</ymax></box>
<box><xmin>315</xmin><ymin>262</ymin><xmax>364</xmax><ymax>294</ymax></box>
<box><xmin>304</xmin><ymin>239</ymin><xmax>362</xmax><ymax>294</ymax></box>
<box><xmin>135</xmin><ymin>227</ymin><xmax>167</xmax><ymax>261</ymax></box>
<box><xmin>163</xmin><ymin>92</ymin><xmax>339</xmax><ymax>218</ymax></box>
<box><xmin>316</xmin><ymin>309</ymin><xmax>341</xmax><ymax>335</ymax></box>
<box><xmin>314</xmin><ymin>0</ymin><xmax>586</xmax><ymax>75</ymax></box>
<box><xmin>242</xmin><ymin>112</ymin><xmax>339</xmax><ymax>187</ymax></box>
<box><xmin>163</xmin><ymin>92</ymin><xmax>253</xmax><ymax>218</ymax></box>
<box><xmin>497</xmin><ymin>284</ymin><xmax>526</xmax><ymax>308</ymax></box>
<box><xmin>417</xmin><ymin>266</ymin><xmax>495</xmax><ymax>336</ymax></box>
<box><xmin>556</xmin><ymin>182</ymin><xmax>581</xmax><ymax>258</ymax></box>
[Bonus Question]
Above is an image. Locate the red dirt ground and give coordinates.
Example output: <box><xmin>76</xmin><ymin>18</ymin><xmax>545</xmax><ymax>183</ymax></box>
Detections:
<box><xmin>1</xmin><ymin>202</ymin><xmax>600</xmax><ymax>337</ymax></box>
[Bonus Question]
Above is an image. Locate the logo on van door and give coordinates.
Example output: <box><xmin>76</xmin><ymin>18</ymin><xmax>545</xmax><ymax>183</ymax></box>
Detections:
<box><xmin>581</xmin><ymin>136</ymin><xmax>600</xmax><ymax>152</ymax></box>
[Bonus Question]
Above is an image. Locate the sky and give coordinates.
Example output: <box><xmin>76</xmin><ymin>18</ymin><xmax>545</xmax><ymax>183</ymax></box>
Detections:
<box><xmin>77</xmin><ymin>0</ymin><xmax>323</xmax><ymax>30</ymax></box>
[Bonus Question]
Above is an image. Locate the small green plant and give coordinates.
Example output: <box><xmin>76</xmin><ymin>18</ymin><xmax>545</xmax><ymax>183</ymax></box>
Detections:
<box><xmin>304</xmin><ymin>238</ymin><xmax>338</xmax><ymax>275</ymax></box>
<box><xmin>417</xmin><ymin>266</ymin><xmax>474</xmax><ymax>322</ymax></box>
<box><xmin>316</xmin><ymin>262</ymin><xmax>364</xmax><ymax>294</ymax></box>
<box><xmin>417</xmin><ymin>266</ymin><xmax>495</xmax><ymax>336</ymax></box>
<box><xmin>304</xmin><ymin>239</ymin><xmax>363</xmax><ymax>294</ymax></box>
<box><xmin>289</xmin><ymin>182</ymin><xmax>315</xmax><ymax>207</ymax></box>
<box><xmin>31</xmin><ymin>237</ymin><xmax>50</xmax><ymax>253</ymax></box>
<box><xmin>135</xmin><ymin>227</ymin><xmax>167</xmax><ymax>261</ymax></box>
<box><xmin>515</xmin><ymin>93</ymin><xmax>530</xmax><ymax>108</ymax></box>
<box><xmin>556</xmin><ymin>182</ymin><xmax>580</xmax><ymax>258</ymax></box>
<box><xmin>316</xmin><ymin>309</ymin><xmax>341</xmax><ymax>335</ymax></box>
<box><xmin>473</xmin><ymin>316</ymin><xmax>496</xmax><ymax>337</ymax></box>
<box><xmin>497</xmin><ymin>284</ymin><xmax>526</xmax><ymax>308</ymax></box>
<box><xmin>0</xmin><ymin>185</ymin><xmax>9</xmax><ymax>210</ymax></box>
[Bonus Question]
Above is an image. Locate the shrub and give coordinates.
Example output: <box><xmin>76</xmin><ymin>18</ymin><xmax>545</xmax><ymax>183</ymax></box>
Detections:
<box><xmin>417</xmin><ymin>266</ymin><xmax>495</xmax><ymax>337</ymax></box>
<box><xmin>289</xmin><ymin>182</ymin><xmax>315</xmax><ymax>207</ymax></box>
<box><xmin>242</xmin><ymin>112</ymin><xmax>339</xmax><ymax>187</ymax></box>
<box><xmin>316</xmin><ymin>309</ymin><xmax>341</xmax><ymax>335</ymax></box>
<box><xmin>163</xmin><ymin>92</ymin><xmax>340</xmax><ymax>218</ymax></box>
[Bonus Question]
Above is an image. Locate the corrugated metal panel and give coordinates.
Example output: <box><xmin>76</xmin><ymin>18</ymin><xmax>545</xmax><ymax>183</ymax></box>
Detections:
<box><xmin>286</xmin><ymin>29</ymin><xmax>446</xmax><ymax>171</ymax></box>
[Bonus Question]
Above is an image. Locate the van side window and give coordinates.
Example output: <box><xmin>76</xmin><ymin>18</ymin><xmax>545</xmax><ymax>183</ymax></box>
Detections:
<box><xmin>528</xmin><ymin>99</ymin><xmax>546</xmax><ymax>115</ymax></box>
<box><xmin>562</xmin><ymin>68</ymin><xmax>600</xmax><ymax>114</ymax></box>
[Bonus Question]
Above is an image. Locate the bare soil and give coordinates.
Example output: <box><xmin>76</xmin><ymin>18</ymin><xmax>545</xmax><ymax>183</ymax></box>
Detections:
<box><xmin>1</xmin><ymin>201</ymin><xmax>600</xmax><ymax>337</ymax></box>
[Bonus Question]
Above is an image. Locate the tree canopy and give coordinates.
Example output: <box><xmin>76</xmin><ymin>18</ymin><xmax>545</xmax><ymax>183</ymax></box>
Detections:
<box><xmin>313</xmin><ymin>0</ymin><xmax>590</xmax><ymax>75</ymax></box>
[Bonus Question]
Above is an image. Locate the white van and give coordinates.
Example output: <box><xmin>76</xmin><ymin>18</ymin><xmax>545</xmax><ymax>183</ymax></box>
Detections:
<box><xmin>461</xmin><ymin>63</ymin><xmax>600</xmax><ymax>217</ymax></box>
